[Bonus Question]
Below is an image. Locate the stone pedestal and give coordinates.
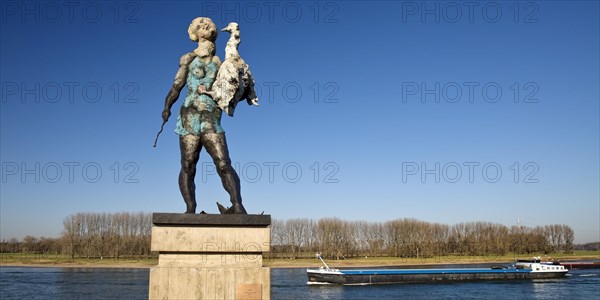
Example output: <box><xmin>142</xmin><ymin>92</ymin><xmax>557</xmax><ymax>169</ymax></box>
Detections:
<box><xmin>149</xmin><ymin>213</ymin><xmax>271</xmax><ymax>300</ymax></box>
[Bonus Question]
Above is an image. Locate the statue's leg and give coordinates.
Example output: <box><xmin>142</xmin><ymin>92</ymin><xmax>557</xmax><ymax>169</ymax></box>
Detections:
<box><xmin>201</xmin><ymin>132</ymin><xmax>247</xmax><ymax>214</ymax></box>
<box><xmin>179</xmin><ymin>134</ymin><xmax>202</xmax><ymax>213</ymax></box>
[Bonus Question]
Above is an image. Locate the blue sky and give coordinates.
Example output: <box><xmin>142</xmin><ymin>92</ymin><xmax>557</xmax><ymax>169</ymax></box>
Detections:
<box><xmin>1</xmin><ymin>1</ymin><xmax>598</xmax><ymax>243</ymax></box>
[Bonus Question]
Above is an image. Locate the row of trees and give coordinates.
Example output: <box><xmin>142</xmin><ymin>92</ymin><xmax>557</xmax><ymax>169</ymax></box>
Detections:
<box><xmin>62</xmin><ymin>212</ymin><xmax>152</xmax><ymax>259</ymax></box>
<box><xmin>1</xmin><ymin>212</ymin><xmax>152</xmax><ymax>259</ymax></box>
<box><xmin>1</xmin><ymin>214</ymin><xmax>579</xmax><ymax>260</ymax></box>
<box><xmin>271</xmin><ymin>218</ymin><xmax>575</xmax><ymax>259</ymax></box>
<box><xmin>574</xmin><ymin>242</ymin><xmax>600</xmax><ymax>251</ymax></box>
<box><xmin>1</xmin><ymin>236</ymin><xmax>61</xmax><ymax>254</ymax></box>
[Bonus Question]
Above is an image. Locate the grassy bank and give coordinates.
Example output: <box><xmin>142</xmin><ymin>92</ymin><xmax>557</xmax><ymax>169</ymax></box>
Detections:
<box><xmin>2</xmin><ymin>251</ymin><xmax>598</xmax><ymax>269</ymax></box>
<box><xmin>0</xmin><ymin>253</ymin><xmax>156</xmax><ymax>268</ymax></box>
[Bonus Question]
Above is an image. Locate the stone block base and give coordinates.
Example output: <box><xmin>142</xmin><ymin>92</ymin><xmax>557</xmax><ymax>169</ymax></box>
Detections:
<box><xmin>149</xmin><ymin>265</ymin><xmax>269</xmax><ymax>299</ymax></box>
<box><xmin>148</xmin><ymin>213</ymin><xmax>271</xmax><ymax>300</ymax></box>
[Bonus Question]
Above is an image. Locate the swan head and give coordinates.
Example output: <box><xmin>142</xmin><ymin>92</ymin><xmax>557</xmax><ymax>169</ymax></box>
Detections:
<box><xmin>222</xmin><ymin>22</ymin><xmax>239</xmax><ymax>33</ymax></box>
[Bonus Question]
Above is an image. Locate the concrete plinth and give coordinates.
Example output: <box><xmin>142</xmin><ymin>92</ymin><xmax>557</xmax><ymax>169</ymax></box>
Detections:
<box><xmin>149</xmin><ymin>213</ymin><xmax>271</xmax><ymax>300</ymax></box>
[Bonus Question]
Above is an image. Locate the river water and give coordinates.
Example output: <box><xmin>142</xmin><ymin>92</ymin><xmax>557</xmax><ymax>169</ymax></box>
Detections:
<box><xmin>0</xmin><ymin>266</ymin><xmax>598</xmax><ymax>299</ymax></box>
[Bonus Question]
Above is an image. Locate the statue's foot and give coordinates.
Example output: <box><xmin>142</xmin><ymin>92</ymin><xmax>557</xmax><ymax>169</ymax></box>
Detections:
<box><xmin>232</xmin><ymin>203</ymin><xmax>247</xmax><ymax>214</ymax></box>
<box><xmin>249</xmin><ymin>98</ymin><xmax>259</xmax><ymax>106</ymax></box>
<box><xmin>185</xmin><ymin>202</ymin><xmax>197</xmax><ymax>214</ymax></box>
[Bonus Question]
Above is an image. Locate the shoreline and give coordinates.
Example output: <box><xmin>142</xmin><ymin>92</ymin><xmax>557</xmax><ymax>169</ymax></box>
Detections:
<box><xmin>0</xmin><ymin>261</ymin><xmax>154</xmax><ymax>269</ymax></box>
<box><xmin>2</xmin><ymin>256</ymin><xmax>598</xmax><ymax>269</ymax></box>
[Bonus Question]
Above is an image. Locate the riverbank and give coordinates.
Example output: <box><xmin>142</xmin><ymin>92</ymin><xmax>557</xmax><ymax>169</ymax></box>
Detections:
<box><xmin>2</xmin><ymin>251</ymin><xmax>598</xmax><ymax>269</ymax></box>
<box><xmin>0</xmin><ymin>259</ymin><xmax>155</xmax><ymax>269</ymax></box>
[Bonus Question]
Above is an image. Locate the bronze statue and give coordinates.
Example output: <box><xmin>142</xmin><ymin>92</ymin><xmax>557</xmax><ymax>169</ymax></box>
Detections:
<box><xmin>157</xmin><ymin>17</ymin><xmax>258</xmax><ymax>214</ymax></box>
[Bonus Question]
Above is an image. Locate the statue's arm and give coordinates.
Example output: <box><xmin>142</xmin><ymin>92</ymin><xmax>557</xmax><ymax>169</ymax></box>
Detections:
<box><xmin>162</xmin><ymin>53</ymin><xmax>195</xmax><ymax>122</ymax></box>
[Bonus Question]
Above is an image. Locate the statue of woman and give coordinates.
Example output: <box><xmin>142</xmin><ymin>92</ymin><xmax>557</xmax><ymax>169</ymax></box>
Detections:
<box><xmin>161</xmin><ymin>17</ymin><xmax>247</xmax><ymax>214</ymax></box>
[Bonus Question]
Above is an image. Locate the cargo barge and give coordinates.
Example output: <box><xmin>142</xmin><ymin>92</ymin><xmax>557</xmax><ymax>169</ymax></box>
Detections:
<box><xmin>559</xmin><ymin>261</ymin><xmax>600</xmax><ymax>269</ymax></box>
<box><xmin>307</xmin><ymin>256</ymin><xmax>568</xmax><ymax>285</ymax></box>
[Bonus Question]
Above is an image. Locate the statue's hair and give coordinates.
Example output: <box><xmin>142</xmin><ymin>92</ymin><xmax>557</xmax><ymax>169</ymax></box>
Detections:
<box><xmin>188</xmin><ymin>17</ymin><xmax>217</xmax><ymax>42</ymax></box>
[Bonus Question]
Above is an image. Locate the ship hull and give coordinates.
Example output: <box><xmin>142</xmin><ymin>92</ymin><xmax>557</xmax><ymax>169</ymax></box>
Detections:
<box><xmin>307</xmin><ymin>268</ymin><xmax>568</xmax><ymax>285</ymax></box>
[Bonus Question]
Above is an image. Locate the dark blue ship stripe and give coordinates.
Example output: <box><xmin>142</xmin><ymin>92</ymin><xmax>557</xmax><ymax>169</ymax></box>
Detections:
<box><xmin>340</xmin><ymin>269</ymin><xmax>533</xmax><ymax>275</ymax></box>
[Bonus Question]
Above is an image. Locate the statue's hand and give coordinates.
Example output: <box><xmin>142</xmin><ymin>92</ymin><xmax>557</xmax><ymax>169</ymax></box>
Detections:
<box><xmin>162</xmin><ymin>109</ymin><xmax>171</xmax><ymax>123</ymax></box>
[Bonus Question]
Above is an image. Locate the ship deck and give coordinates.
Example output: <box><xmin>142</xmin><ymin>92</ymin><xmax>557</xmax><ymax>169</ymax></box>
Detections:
<box><xmin>337</xmin><ymin>268</ymin><xmax>532</xmax><ymax>275</ymax></box>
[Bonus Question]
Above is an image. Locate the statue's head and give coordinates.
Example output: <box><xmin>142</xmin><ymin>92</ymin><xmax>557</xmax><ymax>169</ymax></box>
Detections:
<box><xmin>188</xmin><ymin>17</ymin><xmax>217</xmax><ymax>42</ymax></box>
